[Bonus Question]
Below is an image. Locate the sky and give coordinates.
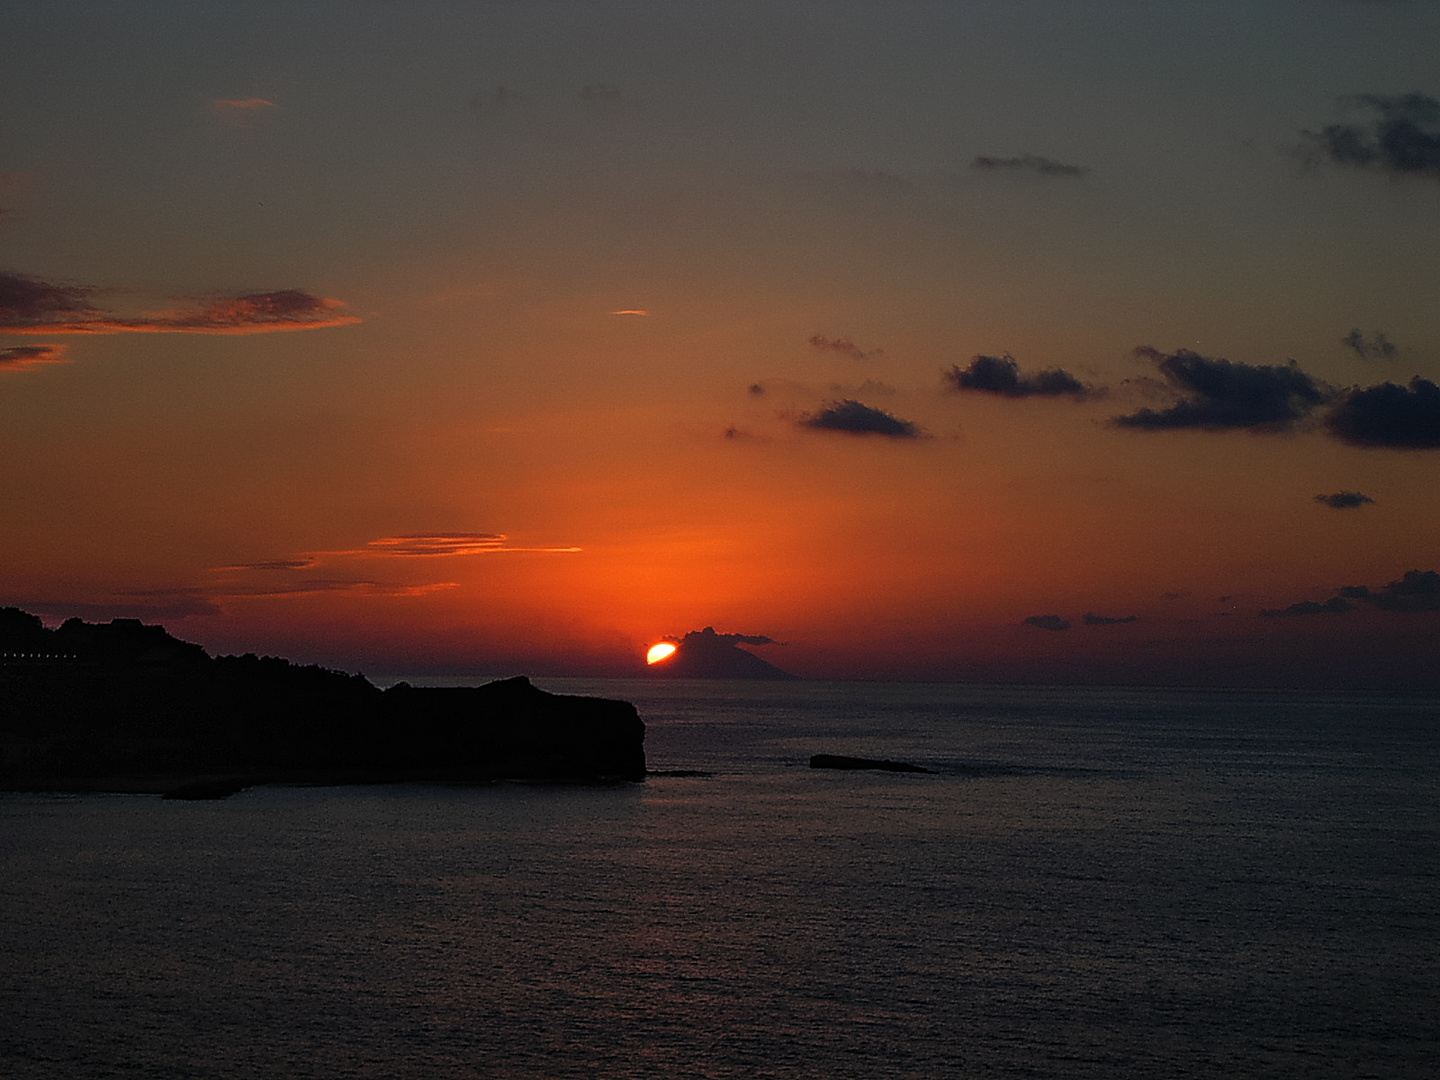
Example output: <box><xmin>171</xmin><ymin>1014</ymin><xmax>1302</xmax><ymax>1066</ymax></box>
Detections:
<box><xmin>3</xmin><ymin>0</ymin><xmax>1439</xmax><ymax>688</ymax></box>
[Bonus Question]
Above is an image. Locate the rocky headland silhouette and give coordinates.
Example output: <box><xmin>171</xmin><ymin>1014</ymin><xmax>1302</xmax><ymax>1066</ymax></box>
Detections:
<box><xmin>0</xmin><ymin>607</ymin><xmax>645</xmax><ymax>795</ymax></box>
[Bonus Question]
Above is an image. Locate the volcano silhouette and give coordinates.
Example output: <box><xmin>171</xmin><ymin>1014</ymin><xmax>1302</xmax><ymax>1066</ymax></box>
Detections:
<box><xmin>648</xmin><ymin>627</ymin><xmax>796</xmax><ymax>679</ymax></box>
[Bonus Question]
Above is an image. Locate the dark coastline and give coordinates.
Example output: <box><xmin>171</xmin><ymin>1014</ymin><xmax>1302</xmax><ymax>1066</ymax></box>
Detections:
<box><xmin>0</xmin><ymin>608</ymin><xmax>646</xmax><ymax>794</ymax></box>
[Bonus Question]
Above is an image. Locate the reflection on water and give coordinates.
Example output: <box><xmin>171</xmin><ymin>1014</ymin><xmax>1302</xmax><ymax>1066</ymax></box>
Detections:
<box><xmin>2</xmin><ymin>682</ymin><xmax>1437</xmax><ymax>1078</ymax></box>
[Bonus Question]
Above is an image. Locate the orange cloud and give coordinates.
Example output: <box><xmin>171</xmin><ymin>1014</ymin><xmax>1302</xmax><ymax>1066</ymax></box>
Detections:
<box><xmin>1</xmin><ymin>273</ymin><xmax>360</xmax><ymax>335</ymax></box>
<box><xmin>611</xmin><ymin>309</ymin><xmax>650</xmax><ymax>316</ymax></box>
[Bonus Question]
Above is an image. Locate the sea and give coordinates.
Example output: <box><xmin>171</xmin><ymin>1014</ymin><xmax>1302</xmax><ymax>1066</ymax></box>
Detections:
<box><xmin>1</xmin><ymin>679</ymin><xmax>1437</xmax><ymax>1079</ymax></box>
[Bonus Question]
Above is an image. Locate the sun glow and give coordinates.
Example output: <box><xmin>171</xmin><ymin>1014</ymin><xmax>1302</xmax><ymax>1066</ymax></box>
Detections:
<box><xmin>646</xmin><ymin>642</ymin><xmax>677</xmax><ymax>665</ymax></box>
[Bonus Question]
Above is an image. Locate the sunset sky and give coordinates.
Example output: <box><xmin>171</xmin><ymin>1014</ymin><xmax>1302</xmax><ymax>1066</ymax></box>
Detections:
<box><xmin>4</xmin><ymin>1</ymin><xmax>1439</xmax><ymax>687</ymax></box>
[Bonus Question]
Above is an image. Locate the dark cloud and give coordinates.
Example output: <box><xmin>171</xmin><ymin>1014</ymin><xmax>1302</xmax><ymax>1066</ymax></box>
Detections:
<box><xmin>1341</xmin><ymin>328</ymin><xmax>1398</xmax><ymax>360</ymax></box>
<box><xmin>1315</xmin><ymin>491</ymin><xmax>1375</xmax><ymax>509</ymax></box>
<box><xmin>971</xmin><ymin>154</ymin><xmax>1089</xmax><ymax>178</ymax></box>
<box><xmin>801</xmin><ymin>399</ymin><xmax>921</xmax><ymax>438</ymax></box>
<box><xmin>748</xmin><ymin>383</ymin><xmax>765</xmax><ymax>396</ymax></box>
<box><xmin>809</xmin><ymin>334</ymin><xmax>883</xmax><ymax>361</ymax></box>
<box><xmin>0</xmin><ymin>272</ymin><xmax>360</xmax><ymax>335</ymax></box>
<box><xmin>1305</xmin><ymin>93</ymin><xmax>1440</xmax><ymax>180</ymax></box>
<box><xmin>1260</xmin><ymin>597</ymin><xmax>1354</xmax><ymax>617</ymax></box>
<box><xmin>1324</xmin><ymin>377</ymin><xmax>1440</xmax><ymax>448</ymax></box>
<box><xmin>944</xmin><ymin>353</ymin><xmax>1092</xmax><ymax>399</ymax></box>
<box><xmin>1</xmin><ymin>271</ymin><xmax>99</xmax><ymax>327</ymax></box>
<box><xmin>1083</xmin><ymin>612</ymin><xmax>1137</xmax><ymax>626</ymax></box>
<box><xmin>1262</xmin><ymin>569</ymin><xmax>1440</xmax><ymax>619</ymax></box>
<box><xmin>1114</xmin><ymin>347</ymin><xmax>1331</xmax><ymax>431</ymax></box>
<box><xmin>1343</xmin><ymin>569</ymin><xmax>1440</xmax><ymax>612</ymax></box>
<box><xmin>0</xmin><ymin>344</ymin><xmax>67</xmax><ymax>370</ymax></box>
<box><xmin>1023</xmin><ymin>614</ymin><xmax>1071</xmax><ymax>631</ymax></box>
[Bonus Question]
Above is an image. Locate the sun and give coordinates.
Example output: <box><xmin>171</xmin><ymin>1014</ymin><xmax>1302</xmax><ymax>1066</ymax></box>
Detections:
<box><xmin>646</xmin><ymin>642</ymin><xmax>677</xmax><ymax>665</ymax></box>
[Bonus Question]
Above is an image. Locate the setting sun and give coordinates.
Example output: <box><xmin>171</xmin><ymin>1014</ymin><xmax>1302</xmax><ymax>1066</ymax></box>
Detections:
<box><xmin>646</xmin><ymin>642</ymin><xmax>677</xmax><ymax>665</ymax></box>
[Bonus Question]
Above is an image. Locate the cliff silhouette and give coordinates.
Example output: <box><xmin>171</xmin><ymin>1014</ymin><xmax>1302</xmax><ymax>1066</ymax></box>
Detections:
<box><xmin>0</xmin><ymin>608</ymin><xmax>645</xmax><ymax>793</ymax></box>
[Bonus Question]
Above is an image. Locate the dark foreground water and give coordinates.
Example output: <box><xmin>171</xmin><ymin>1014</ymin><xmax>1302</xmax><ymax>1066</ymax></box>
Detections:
<box><xmin>2</xmin><ymin>680</ymin><xmax>1437</xmax><ymax>1079</ymax></box>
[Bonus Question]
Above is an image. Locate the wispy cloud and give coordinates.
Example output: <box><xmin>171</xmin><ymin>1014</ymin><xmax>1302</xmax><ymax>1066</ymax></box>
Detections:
<box><xmin>217</xmin><ymin>533</ymin><xmax>580</xmax><ymax>574</ymax></box>
<box><xmin>206</xmin><ymin>533</ymin><xmax>581</xmax><ymax>605</ymax></box>
<box><xmin>944</xmin><ymin>353</ymin><xmax>1093</xmax><ymax>399</ymax></box>
<box><xmin>1260</xmin><ymin>597</ymin><xmax>1354</xmax><ymax>617</ymax></box>
<box><xmin>0</xmin><ymin>344</ymin><xmax>67</xmax><ymax>371</ymax></box>
<box><xmin>1083</xmin><ymin>612</ymin><xmax>1137</xmax><ymax>626</ymax></box>
<box><xmin>611</xmin><ymin>309</ymin><xmax>650</xmax><ymax>316</ymax></box>
<box><xmin>215</xmin><ymin>559</ymin><xmax>319</xmax><ymax>572</ymax></box>
<box><xmin>809</xmin><ymin>334</ymin><xmax>883</xmax><ymax>362</ymax></box>
<box><xmin>1325</xmin><ymin>377</ymin><xmax>1440</xmax><ymax>448</ymax></box>
<box><xmin>220</xmin><ymin>579</ymin><xmax>460</xmax><ymax>599</ymax></box>
<box><xmin>1114</xmin><ymin>347</ymin><xmax>1331</xmax><ymax>432</ymax></box>
<box><xmin>972</xmin><ymin>154</ymin><xmax>1089</xmax><ymax>178</ymax></box>
<box><xmin>1341</xmin><ymin>328</ymin><xmax>1399</xmax><ymax>360</ymax></box>
<box><xmin>1</xmin><ymin>272</ymin><xmax>360</xmax><ymax>336</ymax></box>
<box><xmin>363</xmin><ymin>533</ymin><xmax>580</xmax><ymax>556</ymax></box>
<box><xmin>800</xmin><ymin>400</ymin><xmax>921</xmax><ymax>438</ymax></box>
<box><xmin>1304</xmin><ymin>92</ymin><xmax>1440</xmax><ymax>181</ymax></box>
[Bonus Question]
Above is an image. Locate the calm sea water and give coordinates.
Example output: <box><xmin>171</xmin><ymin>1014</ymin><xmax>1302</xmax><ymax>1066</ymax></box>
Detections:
<box><xmin>2</xmin><ymin>680</ymin><xmax>1437</xmax><ymax>1079</ymax></box>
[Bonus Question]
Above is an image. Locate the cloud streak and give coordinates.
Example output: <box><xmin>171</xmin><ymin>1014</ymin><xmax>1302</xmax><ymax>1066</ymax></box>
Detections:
<box><xmin>217</xmin><ymin>533</ymin><xmax>581</xmax><ymax>573</ymax></box>
<box><xmin>1315</xmin><ymin>491</ymin><xmax>1374</xmax><ymax>509</ymax></box>
<box><xmin>944</xmin><ymin>353</ymin><xmax>1092</xmax><ymax>399</ymax></box>
<box><xmin>1023</xmin><ymin>614</ymin><xmax>1071</xmax><ymax>631</ymax></box>
<box><xmin>1</xmin><ymin>272</ymin><xmax>360</xmax><ymax>335</ymax></box>
<box><xmin>1083</xmin><ymin>612</ymin><xmax>1137</xmax><ymax>625</ymax></box>
<box><xmin>1260</xmin><ymin>597</ymin><xmax>1354</xmax><ymax>617</ymax></box>
<box><xmin>1114</xmin><ymin>347</ymin><xmax>1331</xmax><ymax>432</ymax></box>
<box><xmin>0</xmin><ymin>344</ymin><xmax>67</xmax><ymax>370</ymax></box>
<box><xmin>972</xmin><ymin>154</ymin><xmax>1088</xmax><ymax>178</ymax></box>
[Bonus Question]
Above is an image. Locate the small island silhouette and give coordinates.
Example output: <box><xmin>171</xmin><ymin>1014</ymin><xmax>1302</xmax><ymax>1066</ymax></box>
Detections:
<box><xmin>0</xmin><ymin>607</ymin><xmax>645</xmax><ymax>795</ymax></box>
<box><xmin>646</xmin><ymin>627</ymin><xmax>796</xmax><ymax>680</ymax></box>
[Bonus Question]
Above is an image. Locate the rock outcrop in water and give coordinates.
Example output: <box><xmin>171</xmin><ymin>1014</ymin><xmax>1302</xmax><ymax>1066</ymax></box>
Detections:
<box><xmin>0</xmin><ymin>607</ymin><xmax>646</xmax><ymax>792</ymax></box>
<box><xmin>809</xmin><ymin>753</ymin><xmax>932</xmax><ymax>773</ymax></box>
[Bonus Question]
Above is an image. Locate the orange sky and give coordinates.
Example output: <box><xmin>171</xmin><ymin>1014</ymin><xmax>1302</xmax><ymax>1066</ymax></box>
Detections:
<box><xmin>3</xmin><ymin>2</ymin><xmax>1439</xmax><ymax>687</ymax></box>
